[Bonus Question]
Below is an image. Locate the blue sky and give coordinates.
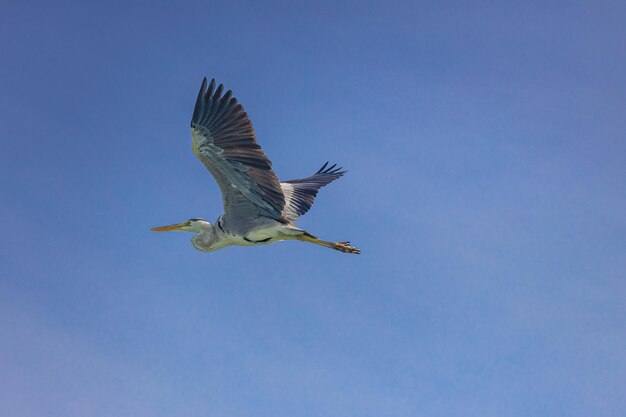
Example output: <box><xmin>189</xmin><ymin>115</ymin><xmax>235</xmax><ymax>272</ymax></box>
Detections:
<box><xmin>1</xmin><ymin>1</ymin><xmax>625</xmax><ymax>416</ymax></box>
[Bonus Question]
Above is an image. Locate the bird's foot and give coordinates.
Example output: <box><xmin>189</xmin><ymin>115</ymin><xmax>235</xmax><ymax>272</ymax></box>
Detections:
<box><xmin>334</xmin><ymin>241</ymin><xmax>361</xmax><ymax>254</ymax></box>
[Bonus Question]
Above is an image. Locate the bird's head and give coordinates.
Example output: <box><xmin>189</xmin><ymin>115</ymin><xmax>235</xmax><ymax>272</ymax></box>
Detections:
<box><xmin>151</xmin><ymin>218</ymin><xmax>212</xmax><ymax>233</ymax></box>
<box><xmin>151</xmin><ymin>218</ymin><xmax>218</xmax><ymax>252</ymax></box>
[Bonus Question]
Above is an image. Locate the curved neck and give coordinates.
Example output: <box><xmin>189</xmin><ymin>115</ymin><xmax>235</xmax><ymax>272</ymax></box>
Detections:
<box><xmin>191</xmin><ymin>223</ymin><xmax>219</xmax><ymax>252</ymax></box>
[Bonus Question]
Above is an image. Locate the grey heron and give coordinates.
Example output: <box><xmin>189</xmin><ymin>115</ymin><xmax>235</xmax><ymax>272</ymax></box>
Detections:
<box><xmin>151</xmin><ymin>78</ymin><xmax>360</xmax><ymax>254</ymax></box>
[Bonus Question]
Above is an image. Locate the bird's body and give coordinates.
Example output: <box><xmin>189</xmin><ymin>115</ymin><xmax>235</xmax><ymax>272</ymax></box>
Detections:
<box><xmin>152</xmin><ymin>78</ymin><xmax>360</xmax><ymax>254</ymax></box>
<box><xmin>189</xmin><ymin>215</ymin><xmax>299</xmax><ymax>252</ymax></box>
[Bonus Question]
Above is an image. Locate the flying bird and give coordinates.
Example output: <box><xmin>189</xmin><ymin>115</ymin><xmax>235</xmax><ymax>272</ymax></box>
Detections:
<box><xmin>151</xmin><ymin>78</ymin><xmax>360</xmax><ymax>254</ymax></box>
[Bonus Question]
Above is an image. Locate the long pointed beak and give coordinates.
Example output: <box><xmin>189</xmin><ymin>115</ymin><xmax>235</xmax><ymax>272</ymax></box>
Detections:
<box><xmin>151</xmin><ymin>222</ymin><xmax>185</xmax><ymax>232</ymax></box>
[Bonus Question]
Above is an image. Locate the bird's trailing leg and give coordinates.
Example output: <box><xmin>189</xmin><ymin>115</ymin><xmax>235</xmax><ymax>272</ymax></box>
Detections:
<box><xmin>295</xmin><ymin>232</ymin><xmax>361</xmax><ymax>254</ymax></box>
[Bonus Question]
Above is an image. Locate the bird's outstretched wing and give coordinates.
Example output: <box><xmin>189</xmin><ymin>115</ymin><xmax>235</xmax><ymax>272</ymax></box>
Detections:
<box><xmin>191</xmin><ymin>78</ymin><xmax>285</xmax><ymax>223</ymax></box>
<box><xmin>281</xmin><ymin>162</ymin><xmax>346</xmax><ymax>221</ymax></box>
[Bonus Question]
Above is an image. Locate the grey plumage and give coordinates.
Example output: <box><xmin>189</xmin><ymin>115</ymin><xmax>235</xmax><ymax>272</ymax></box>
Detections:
<box><xmin>191</xmin><ymin>78</ymin><xmax>285</xmax><ymax>227</ymax></box>
<box><xmin>281</xmin><ymin>162</ymin><xmax>346</xmax><ymax>221</ymax></box>
<box><xmin>152</xmin><ymin>78</ymin><xmax>360</xmax><ymax>254</ymax></box>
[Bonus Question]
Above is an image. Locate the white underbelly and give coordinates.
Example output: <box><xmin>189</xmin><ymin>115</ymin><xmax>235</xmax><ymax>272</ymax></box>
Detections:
<box><xmin>244</xmin><ymin>224</ymin><xmax>287</xmax><ymax>243</ymax></box>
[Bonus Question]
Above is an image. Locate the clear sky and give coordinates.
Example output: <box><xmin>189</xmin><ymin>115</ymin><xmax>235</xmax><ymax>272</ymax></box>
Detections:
<box><xmin>1</xmin><ymin>1</ymin><xmax>625</xmax><ymax>416</ymax></box>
